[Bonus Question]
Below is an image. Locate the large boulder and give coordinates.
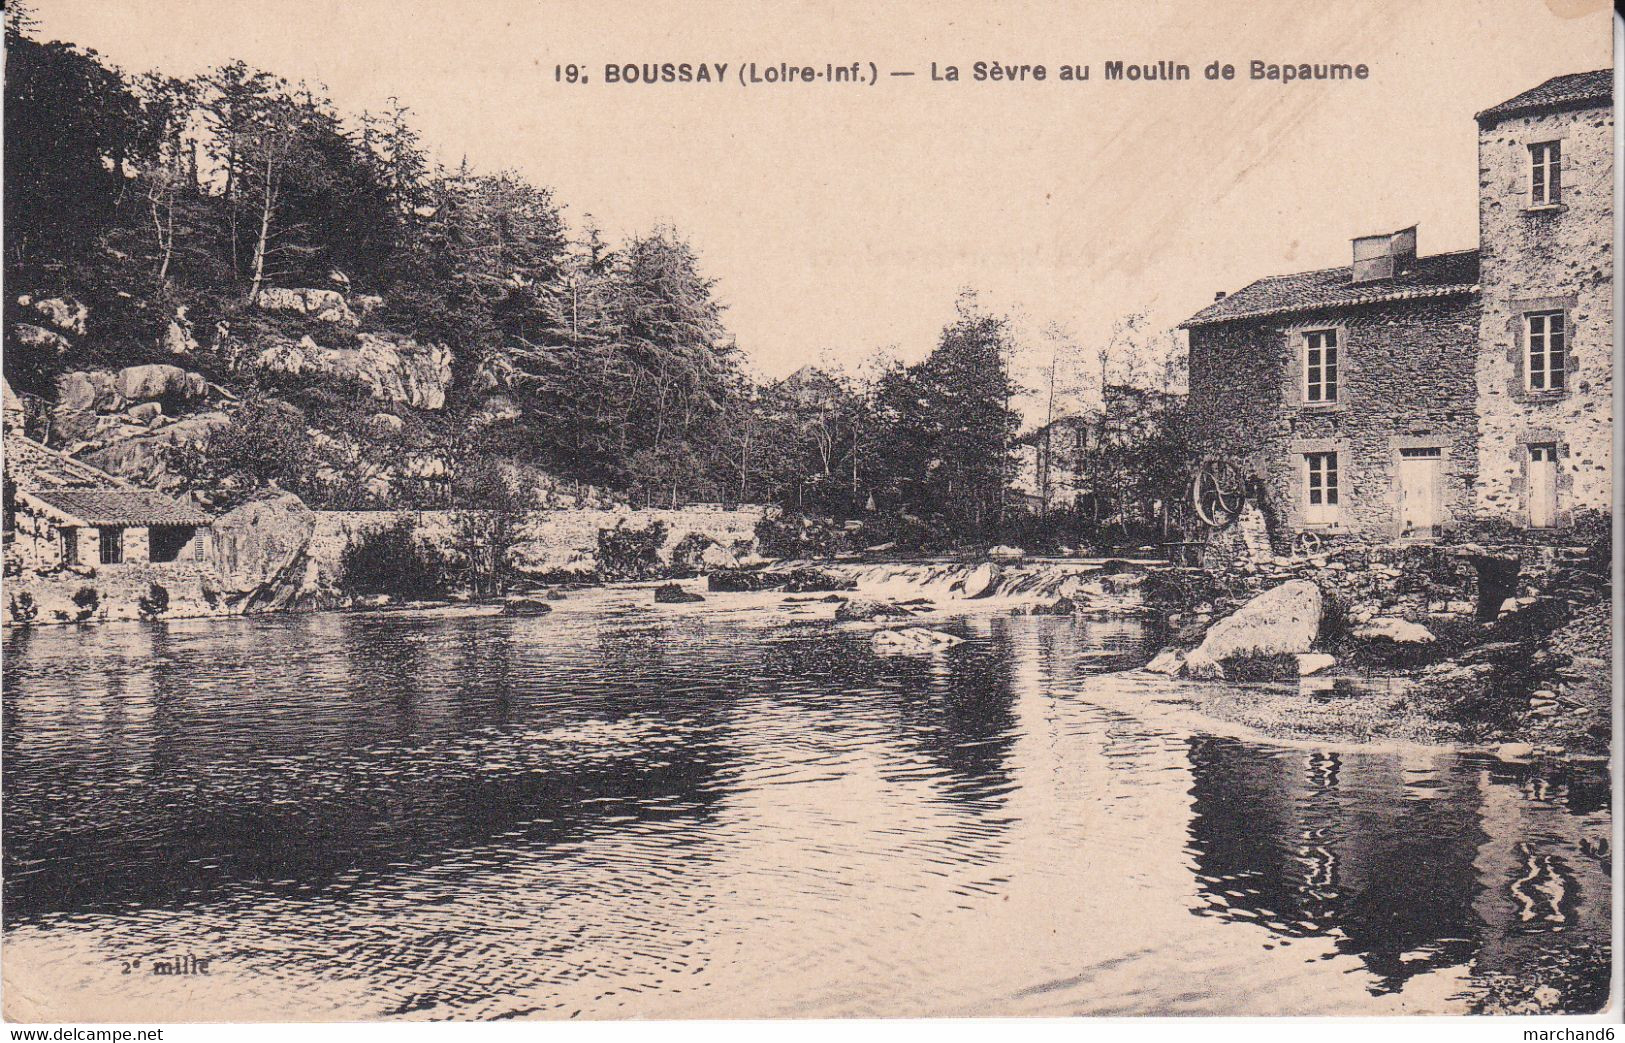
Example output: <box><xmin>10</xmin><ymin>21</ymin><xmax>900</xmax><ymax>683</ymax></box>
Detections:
<box><xmin>115</xmin><ymin>364</ymin><xmax>206</xmax><ymax>404</ymax></box>
<box><xmin>255</xmin><ymin>287</ymin><xmax>358</xmax><ymax>325</ymax></box>
<box><xmin>19</xmin><ymin>295</ymin><xmax>88</xmax><ymax>335</ymax></box>
<box><xmin>206</xmin><ymin>492</ymin><xmax>319</xmax><ymax>611</ymax></box>
<box><xmin>252</xmin><ymin>333</ymin><xmax>453</xmax><ymax>410</ymax></box>
<box><xmin>1184</xmin><ymin>579</ymin><xmax>1322</xmax><ymax>676</ymax></box>
<box><xmin>654</xmin><ymin>583</ymin><xmax>705</xmax><ymax>604</ymax></box>
<box><xmin>55</xmin><ymin>370</ymin><xmax>122</xmax><ymax>413</ymax></box>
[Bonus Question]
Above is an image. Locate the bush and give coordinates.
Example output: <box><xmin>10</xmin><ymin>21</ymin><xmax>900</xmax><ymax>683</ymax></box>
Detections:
<box><xmin>1220</xmin><ymin>653</ymin><xmax>1300</xmax><ymax>682</ymax></box>
<box><xmin>755</xmin><ymin>512</ymin><xmax>850</xmax><ymax>559</ymax></box>
<box><xmin>8</xmin><ymin>593</ymin><xmax>38</xmax><ymax>625</ymax></box>
<box><xmin>597</xmin><ymin>519</ymin><xmax>668</xmax><ymax>580</ymax></box>
<box><xmin>1571</xmin><ymin>508</ymin><xmax>1611</xmax><ymax>574</ymax></box>
<box><xmin>71</xmin><ymin>585</ymin><xmax>101</xmax><ymax>622</ymax></box>
<box><xmin>137</xmin><ymin>582</ymin><xmax>170</xmax><ymax>619</ymax></box>
<box><xmin>340</xmin><ymin>519</ymin><xmax>443</xmax><ymax>599</ymax></box>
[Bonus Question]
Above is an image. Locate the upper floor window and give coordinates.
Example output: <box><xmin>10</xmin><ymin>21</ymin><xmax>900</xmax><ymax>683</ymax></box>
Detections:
<box><xmin>1529</xmin><ymin>141</ymin><xmax>1562</xmax><ymax>206</ymax></box>
<box><xmin>1304</xmin><ymin>451</ymin><xmax>1339</xmax><ymax>525</ymax></box>
<box><xmin>1303</xmin><ymin>329</ymin><xmax>1338</xmax><ymax>404</ymax></box>
<box><xmin>1526</xmin><ymin>311</ymin><xmax>1566</xmax><ymax>391</ymax></box>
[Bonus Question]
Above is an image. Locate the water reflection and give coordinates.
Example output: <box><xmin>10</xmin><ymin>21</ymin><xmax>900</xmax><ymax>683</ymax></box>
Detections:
<box><xmin>1</xmin><ymin>600</ymin><xmax>1612</xmax><ymax>1019</ymax></box>
<box><xmin>1186</xmin><ymin>738</ymin><xmax>1611</xmax><ymax>1011</ymax></box>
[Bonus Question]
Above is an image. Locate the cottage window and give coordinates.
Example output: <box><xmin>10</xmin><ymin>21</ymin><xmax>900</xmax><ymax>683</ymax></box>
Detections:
<box><xmin>1303</xmin><ymin>330</ymin><xmax>1338</xmax><ymax>404</ymax></box>
<box><xmin>99</xmin><ymin>527</ymin><xmax>124</xmax><ymax>565</ymax></box>
<box><xmin>1525</xmin><ymin>311</ymin><xmax>1566</xmax><ymax>391</ymax></box>
<box><xmin>1529</xmin><ymin>141</ymin><xmax>1561</xmax><ymax>206</ymax></box>
<box><xmin>1304</xmin><ymin>452</ymin><xmax>1339</xmax><ymax>525</ymax></box>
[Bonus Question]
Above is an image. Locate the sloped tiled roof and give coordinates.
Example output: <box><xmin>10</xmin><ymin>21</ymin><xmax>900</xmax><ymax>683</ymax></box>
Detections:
<box><xmin>6</xmin><ymin>433</ymin><xmax>211</xmax><ymax>526</ymax></box>
<box><xmin>1180</xmin><ymin>250</ymin><xmax>1480</xmax><ymax>328</ymax></box>
<box><xmin>1476</xmin><ymin>69</ymin><xmax>1612</xmax><ymax>125</ymax></box>
<box><xmin>23</xmin><ymin>486</ymin><xmax>211</xmax><ymax>527</ymax></box>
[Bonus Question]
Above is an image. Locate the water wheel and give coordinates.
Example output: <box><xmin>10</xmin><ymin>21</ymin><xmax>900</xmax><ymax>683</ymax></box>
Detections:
<box><xmin>1191</xmin><ymin>458</ymin><xmax>1247</xmax><ymax>528</ymax></box>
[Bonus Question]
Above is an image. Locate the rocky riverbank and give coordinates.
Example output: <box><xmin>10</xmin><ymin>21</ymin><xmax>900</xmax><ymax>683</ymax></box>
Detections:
<box><xmin>1128</xmin><ymin>545</ymin><xmax>1613</xmax><ymax>760</ymax></box>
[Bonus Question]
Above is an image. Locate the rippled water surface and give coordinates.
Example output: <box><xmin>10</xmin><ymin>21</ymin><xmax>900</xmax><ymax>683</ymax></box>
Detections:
<box><xmin>2</xmin><ymin>591</ymin><xmax>1612</xmax><ymax>1020</ymax></box>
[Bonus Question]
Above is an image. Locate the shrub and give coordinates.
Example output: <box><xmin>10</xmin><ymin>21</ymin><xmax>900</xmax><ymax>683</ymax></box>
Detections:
<box><xmin>1571</xmin><ymin>508</ymin><xmax>1611</xmax><ymax>575</ymax></box>
<box><xmin>340</xmin><ymin>519</ymin><xmax>443</xmax><ymax>599</ymax></box>
<box><xmin>137</xmin><ymin>582</ymin><xmax>170</xmax><ymax>619</ymax></box>
<box><xmin>71</xmin><ymin>585</ymin><xmax>100</xmax><ymax>622</ymax></box>
<box><xmin>1220</xmin><ymin>653</ymin><xmax>1300</xmax><ymax>682</ymax></box>
<box><xmin>755</xmin><ymin>512</ymin><xmax>849</xmax><ymax>559</ymax></box>
<box><xmin>596</xmin><ymin>519</ymin><xmax>668</xmax><ymax>580</ymax></box>
<box><xmin>8</xmin><ymin>593</ymin><xmax>38</xmax><ymax>625</ymax></box>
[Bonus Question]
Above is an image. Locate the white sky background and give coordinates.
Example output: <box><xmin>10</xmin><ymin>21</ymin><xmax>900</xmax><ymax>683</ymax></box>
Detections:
<box><xmin>26</xmin><ymin>0</ymin><xmax>1613</xmax><ymax>425</ymax></box>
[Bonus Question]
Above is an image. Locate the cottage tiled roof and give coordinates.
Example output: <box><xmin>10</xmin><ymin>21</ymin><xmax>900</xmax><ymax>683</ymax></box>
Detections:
<box><xmin>1476</xmin><ymin>69</ymin><xmax>1613</xmax><ymax>125</ymax></box>
<box><xmin>6</xmin><ymin>433</ymin><xmax>211</xmax><ymax>526</ymax></box>
<box><xmin>1179</xmin><ymin>249</ymin><xmax>1480</xmax><ymax>328</ymax></box>
<box><xmin>23</xmin><ymin>486</ymin><xmax>211</xmax><ymax>527</ymax></box>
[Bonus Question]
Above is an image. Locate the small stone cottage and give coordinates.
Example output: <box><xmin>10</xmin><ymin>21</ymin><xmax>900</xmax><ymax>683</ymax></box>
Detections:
<box><xmin>1181</xmin><ymin>69</ymin><xmax>1612</xmax><ymax>547</ymax></box>
<box><xmin>4</xmin><ymin>433</ymin><xmax>211</xmax><ymax>569</ymax></box>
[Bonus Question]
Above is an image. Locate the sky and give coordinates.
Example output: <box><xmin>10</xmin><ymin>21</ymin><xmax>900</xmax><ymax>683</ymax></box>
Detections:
<box><xmin>26</xmin><ymin>0</ymin><xmax>1614</xmax><ymax>419</ymax></box>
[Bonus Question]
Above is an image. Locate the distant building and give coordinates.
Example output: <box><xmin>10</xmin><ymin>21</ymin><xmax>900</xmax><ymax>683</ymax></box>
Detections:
<box><xmin>1014</xmin><ymin>385</ymin><xmax>1183</xmax><ymax>516</ymax></box>
<box><xmin>1180</xmin><ymin>69</ymin><xmax>1612</xmax><ymax>546</ymax></box>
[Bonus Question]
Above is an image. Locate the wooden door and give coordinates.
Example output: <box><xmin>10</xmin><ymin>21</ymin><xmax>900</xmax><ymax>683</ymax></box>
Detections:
<box><xmin>1528</xmin><ymin>445</ymin><xmax>1558</xmax><ymax>528</ymax></box>
<box><xmin>1397</xmin><ymin>447</ymin><xmax>1442</xmax><ymax>538</ymax></box>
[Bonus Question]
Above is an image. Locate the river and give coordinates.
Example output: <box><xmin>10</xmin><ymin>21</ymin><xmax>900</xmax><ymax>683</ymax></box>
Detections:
<box><xmin>1</xmin><ymin>588</ymin><xmax>1612</xmax><ymax>1020</ymax></box>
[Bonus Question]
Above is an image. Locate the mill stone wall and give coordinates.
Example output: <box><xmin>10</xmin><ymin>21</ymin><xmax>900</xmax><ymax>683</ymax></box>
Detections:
<box><xmin>1186</xmin><ymin>294</ymin><xmax>1481</xmax><ymax>547</ymax></box>
<box><xmin>1475</xmin><ymin>102</ymin><xmax>1614</xmax><ymax>524</ymax></box>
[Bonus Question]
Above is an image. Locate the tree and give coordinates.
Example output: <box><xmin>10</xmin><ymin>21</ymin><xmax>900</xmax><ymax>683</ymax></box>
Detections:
<box><xmin>870</xmin><ymin>293</ymin><xmax>1023</xmax><ymax>537</ymax></box>
<box><xmin>4</xmin><ymin>20</ymin><xmax>146</xmax><ymax>279</ymax></box>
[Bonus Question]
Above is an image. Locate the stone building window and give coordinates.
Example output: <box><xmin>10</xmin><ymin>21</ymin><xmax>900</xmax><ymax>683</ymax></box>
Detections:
<box><xmin>1303</xmin><ymin>329</ymin><xmax>1338</xmax><ymax>404</ymax></box>
<box><xmin>1525</xmin><ymin>311</ymin><xmax>1566</xmax><ymax>391</ymax></box>
<box><xmin>99</xmin><ymin>527</ymin><xmax>124</xmax><ymax>565</ymax></box>
<box><xmin>1304</xmin><ymin>451</ymin><xmax>1339</xmax><ymax>525</ymax></box>
<box><xmin>1529</xmin><ymin>140</ymin><xmax>1561</xmax><ymax>206</ymax></box>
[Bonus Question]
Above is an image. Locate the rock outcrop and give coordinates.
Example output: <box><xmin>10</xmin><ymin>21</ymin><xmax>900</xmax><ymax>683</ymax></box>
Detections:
<box><xmin>18</xmin><ymin>295</ymin><xmax>88</xmax><ymax>335</ymax></box>
<box><xmin>255</xmin><ymin>287</ymin><xmax>358</xmax><ymax>326</ymax></box>
<box><xmin>13</xmin><ymin>323</ymin><xmax>71</xmax><ymax>356</ymax></box>
<box><xmin>115</xmin><ymin>364</ymin><xmax>207</xmax><ymax>403</ymax></box>
<box><xmin>834</xmin><ymin>597</ymin><xmax>913</xmax><ymax>621</ymax></box>
<box><xmin>960</xmin><ymin>561</ymin><xmax>1001</xmax><ymax>598</ymax></box>
<box><xmin>81</xmin><ymin>411</ymin><xmax>233</xmax><ymax>486</ymax></box>
<box><xmin>164</xmin><ymin>307</ymin><xmax>201</xmax><ymax>356</ymax></box>
<box><xmin>253</xmin><ymin>333</ymin><xmax>453</xmax><ymax>409</ymax></box>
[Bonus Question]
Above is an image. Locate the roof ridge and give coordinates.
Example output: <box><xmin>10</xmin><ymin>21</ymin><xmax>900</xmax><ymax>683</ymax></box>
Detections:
<box><xmin>1218</xmin><ymin>247</ymin><xmax>1480</xmax><ymax>297</ymax></box>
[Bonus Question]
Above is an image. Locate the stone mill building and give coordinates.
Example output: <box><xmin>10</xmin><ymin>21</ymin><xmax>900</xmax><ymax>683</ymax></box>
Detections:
<box><xmin>1180</xmin><ymin>69</ymin><xmax>1613</xmax><ymax>547</ymax></box>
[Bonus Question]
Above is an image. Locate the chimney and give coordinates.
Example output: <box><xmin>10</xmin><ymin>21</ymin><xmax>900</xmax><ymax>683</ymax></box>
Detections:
<box><xmin>1351</xmin><ymin>225</ymin><xmax>1418</xmax><ymax>283</ymax></box>
<box><xmin>1214</xmin><ymin>291</ymin><xmax>1227</xmax><ymax>301</ymax></box>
